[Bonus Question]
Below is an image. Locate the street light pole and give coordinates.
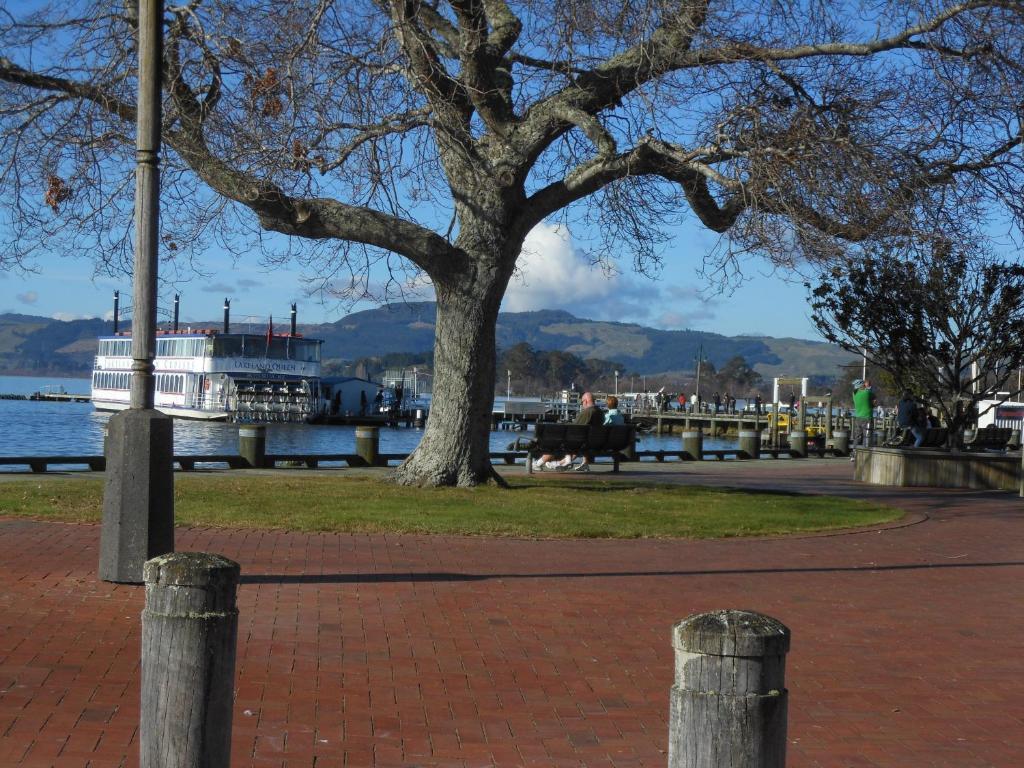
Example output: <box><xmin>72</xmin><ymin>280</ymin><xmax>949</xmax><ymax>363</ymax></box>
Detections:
<box><xmin>614</xmin><ymin>370</ymin><xmax>619</xmax><ymax>395</ymax></box>
<box><xmin>99</xmin><ymin>0</ymin><xmax>175</xmax><ymax>584</ymax></box>
<box><xmin>695</xmin><ymin>343</ymin><xmax>704</xmax><ymax>404</ymax></box>
<box><xmin>507</xmin><ymin>370</ymin><xmax>511</xmax><ymax>399</ymax></box>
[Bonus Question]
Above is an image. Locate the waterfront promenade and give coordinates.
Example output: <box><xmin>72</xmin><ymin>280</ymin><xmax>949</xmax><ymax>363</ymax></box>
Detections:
<box><xmin>1</xmin><ymin>459</ymin><xmax>1021</xmax><ymax>767</ymax></box>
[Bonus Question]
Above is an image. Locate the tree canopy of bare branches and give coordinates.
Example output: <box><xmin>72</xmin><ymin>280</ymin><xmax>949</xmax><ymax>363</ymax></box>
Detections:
<box><xmin>2</xmin><ymin>1</ymin><xmax>1023</xmax><ymax>484</ymax></box>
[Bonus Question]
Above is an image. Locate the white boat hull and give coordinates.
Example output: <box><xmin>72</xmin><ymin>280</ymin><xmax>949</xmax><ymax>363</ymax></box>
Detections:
<box><xmin>92</xmin><ymin>398</ymin><xmax>231</xmax><ymax>421</ymax></box>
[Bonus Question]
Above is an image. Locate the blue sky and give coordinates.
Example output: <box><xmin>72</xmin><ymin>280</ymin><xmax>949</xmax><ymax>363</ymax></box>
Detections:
<box><xmin>0</xmin><ymin>218</ymin><xmax>822</xmax><ymax>340</ymax></box>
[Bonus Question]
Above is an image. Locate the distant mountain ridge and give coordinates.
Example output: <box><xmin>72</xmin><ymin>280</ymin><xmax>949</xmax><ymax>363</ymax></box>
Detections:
<box><xmin>0</xmin><ymin>302</ymin><xmax>854</xmax><ymax>379</ymax></box>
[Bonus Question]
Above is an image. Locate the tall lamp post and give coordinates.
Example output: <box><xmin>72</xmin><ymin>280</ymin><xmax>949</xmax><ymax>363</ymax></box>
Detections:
<box><xmin>614</xmin><ymin>370</ymin><xmax>619</xmax><ymax>396</ymax></box>
<box><xmin>99</xmin><ymin>0</ymin><xmax>174</xmax><ymax>584</ymax></box>
<box><xmin>694</xmin><ymin>343</ymin><xmax>706</xmax><ymax>406</ymax></box>
<box><xmin>506</xmin><ymin>369</ymin><xmax>511</xmax><ymax>399</ymax></box>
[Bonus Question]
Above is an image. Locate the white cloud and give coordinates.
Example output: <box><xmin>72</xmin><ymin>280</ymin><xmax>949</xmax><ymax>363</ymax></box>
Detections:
<box><xmin>504</xmin><ymin>223</ymin><xmax>649</xmax><ymax>318</ymax></box>
<box><xmin>502</xmin><ymin>222</ymin><xmax>725</xmax><ymax>329</ymax></box>
<box><xmin>52</xmin><ymin>311</ymin><xmax>96</xmax><ymax>321</ymax></box>
<box><xmin>16</xmin><ymin>291</ymin><xmax>38</xmax><ymax>305</ymax></box>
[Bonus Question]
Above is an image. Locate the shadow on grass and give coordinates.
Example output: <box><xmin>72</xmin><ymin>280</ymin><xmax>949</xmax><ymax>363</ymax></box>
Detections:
<box><xmin>506</xmin><ymin>481</ymin><xmax>805</xmax><ymax>497</ymax></box>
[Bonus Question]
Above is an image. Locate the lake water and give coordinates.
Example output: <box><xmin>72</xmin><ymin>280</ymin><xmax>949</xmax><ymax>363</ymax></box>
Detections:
<box><xmin>0</xmin><ymin>375</ymin><xmax>735</xmax><ymax>461</ymax></box>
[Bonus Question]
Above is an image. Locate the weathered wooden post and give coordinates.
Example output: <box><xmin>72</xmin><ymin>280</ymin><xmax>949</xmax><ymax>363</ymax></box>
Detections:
<box><xmin>238</xmin><ymin>425</ymin><xmax>267</xmax><ymax>468</ymax></box>
<box><xmin>355</xmin><ymin>425</ymin><xmax>380</xmax><ymax>466</ymax></box>
<box><xmin>669</xmin><ymin>610</ymin><xmax>790</xmax><ymax>768</ymax></box>
<box><xmin>681</xmin><ymin>428</ymin><xmax>703</xmax><ymax>461</ymax></box>
<box><xmin>141</xmin><ymin>552</ymin><xmax>239</xmax><ymax>768</ymax></box>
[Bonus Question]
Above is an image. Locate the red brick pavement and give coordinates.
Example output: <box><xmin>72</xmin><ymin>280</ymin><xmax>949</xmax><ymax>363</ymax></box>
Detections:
<box><xmin>1</xmin><ymin>459</ymin><xmax>1022</xmax><ymax>767</ymax></box>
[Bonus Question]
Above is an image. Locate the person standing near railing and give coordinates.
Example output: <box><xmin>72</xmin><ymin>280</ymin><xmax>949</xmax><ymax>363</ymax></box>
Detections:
<box><xmin>852</xmin><ymin>379</ymin><xmax>877</xmax><ymax>458</ymax></box>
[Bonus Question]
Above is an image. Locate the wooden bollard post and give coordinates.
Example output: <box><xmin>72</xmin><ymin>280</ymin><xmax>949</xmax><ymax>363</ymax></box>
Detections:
<box><xmin>141</xmin><ymin>552</ymin><xmax>240</xmax><ymax>768</ymax></box>
<box><xmin>355</xmin><ymin>425</ymin><xmax>380</xmax><ymax>466</ymax></box>
<box><xmin>738</xmin><ymin>429</ymin><xmax>760</xmax><ymax>459</ymax></box>
<box><xmin>669</xmin><ymin>610</ymin><xmax>790</xmax><ymax>768</ymax></box>
<box><xmin>681</xmin><ymin>429</ymin><xmax>703</xmax><ymax>461</ymax></box>
<box><xmin>238</xmin><ymin>425</ymin><xmax>267</xmax><ymax>468</ymax></box>
<box><xmin>831</xmin><ymin>429</ymin><xmax>850</xmax><ymax>456</ymax></box>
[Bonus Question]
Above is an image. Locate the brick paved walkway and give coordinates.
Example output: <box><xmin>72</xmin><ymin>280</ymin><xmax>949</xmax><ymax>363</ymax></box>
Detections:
<box><xmin>1</xmin><ymin>459</ymin><xmax>1022</xmax><ymax>767</ymax></box>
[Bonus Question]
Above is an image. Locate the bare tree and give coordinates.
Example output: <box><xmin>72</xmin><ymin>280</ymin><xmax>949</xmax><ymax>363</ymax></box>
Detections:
<box><xmin>2</xmin><ymin>1</ymin><xmax>1022</xmax><ymax>485</ymax></box>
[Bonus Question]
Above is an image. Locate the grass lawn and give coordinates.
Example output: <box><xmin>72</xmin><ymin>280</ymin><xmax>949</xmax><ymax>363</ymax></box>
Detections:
<box><xmin>0</xmin><ymin>474</ymin><xmax>902</xmax><ymax>539</ymax></box>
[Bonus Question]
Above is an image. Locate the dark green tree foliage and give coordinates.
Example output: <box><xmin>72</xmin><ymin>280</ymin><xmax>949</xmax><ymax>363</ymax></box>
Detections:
<box><xmin>324</xmin><ymin>351</ymin><xmax>434</xmax><ymax>380</ymax></box>
<box><xmin>498</xmin><ymin>342</ymin><xmax>625</xmax><ymax>394</ymax></box>
<box><xmin>714</xmin><ymin>356</ymin><xmax>762</xmax><ymax>391</ymax></box>
<box><xmin>810</xmin><ymin>249</ymin><xmax>1024</xmax><ymax>445</ymax></box>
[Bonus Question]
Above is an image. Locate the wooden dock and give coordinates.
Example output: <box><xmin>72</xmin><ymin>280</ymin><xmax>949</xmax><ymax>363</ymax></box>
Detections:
<box><xmin>0</xmin><ymin>391</ymin><xmax>91</xmax><ymax>403</ymax></box>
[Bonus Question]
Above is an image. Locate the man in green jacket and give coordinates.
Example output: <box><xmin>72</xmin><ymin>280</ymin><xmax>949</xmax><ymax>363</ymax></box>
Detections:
<box><xmin>852</xmin><ymin>379</ymin><xmax>877</xmax><ymax>457</ymax></box>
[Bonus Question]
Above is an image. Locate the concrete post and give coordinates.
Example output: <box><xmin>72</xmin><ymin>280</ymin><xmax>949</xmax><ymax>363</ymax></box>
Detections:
<box><xmin>99</xmin><ymin>409</ymin><xmax>174</xmax><ymax>584</ymax></box>
<box><xmin>738</xmin><ymin>429</ymin><xmax>760</xmax><ymax>459</ymax></box>
<box><xmin>238</xmin><ymin>425</ymin><xmax>267</xmax><ymax>468</ymax></box>
<box><xmin>141</xmin><ymin>552</ymin><xmax>239</xmax><ymax>768</ymax></box>
<box><xmin>669</xmin><ymin>610</ymin><xmax>790</xmax><ymax>768</ymax></box>
<box><xmin>825</xmin><ymin>395</ymin><xmax>833</xmax><ymax>440</ymax></box>
<box><xmin>681</xmin><ymin>429</ymin><xmax>703</xmax><ymax>461</ymax></box>
<box><xmin>355</xmin><ymin>426</ymin><xmax>380</xmax><ymax>466</ymax></box>
<box><xmin>788</xmin><ymin>430</ymin><xmax>807</xmax><ymax>458</ymax></box>
<box><xmin>832</xmin><ymin>429</ymin><xmax>850</xmax><ymax>456</ymax></box>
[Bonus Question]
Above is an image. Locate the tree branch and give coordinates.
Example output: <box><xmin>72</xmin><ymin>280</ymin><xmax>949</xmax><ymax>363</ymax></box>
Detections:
<box><xmin>522</xmin><ymin>135</ymin><xmax>744</xmax><ymax>235</ymax></box>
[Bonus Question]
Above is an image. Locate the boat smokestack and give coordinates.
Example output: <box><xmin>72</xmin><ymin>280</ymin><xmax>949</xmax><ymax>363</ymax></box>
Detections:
<box><xmin>223</xmin><ymin>298</ymin><xmax>230</xmax><ymax>334</ymax></box>
<box><xmin>112</xmin><ymin>290</ymin><xmax>119</xmax><ymax>334</ymax></box>
<box><xmin>290</xmin><ymin>303</ymin><xmax>297</xmax><ymax>336</ymax></box>
<box><xmin>173</xmin><ymin>294</ymin><xmax>180</xmax><ymax>331</ymax></box>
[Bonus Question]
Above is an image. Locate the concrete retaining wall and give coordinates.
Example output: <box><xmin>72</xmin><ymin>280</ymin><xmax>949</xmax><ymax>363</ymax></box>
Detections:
<box><xmin>855</xmin><ymin>447</ymin><xmax>1019</xmax><ymax>490</ymax></box>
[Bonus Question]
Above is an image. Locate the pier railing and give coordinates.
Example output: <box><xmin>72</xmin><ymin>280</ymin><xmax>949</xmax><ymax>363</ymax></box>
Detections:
<box><xmin>0</xmin><ymin>445</ymin><xmax>849</xmax><ymax>474</ymax></box>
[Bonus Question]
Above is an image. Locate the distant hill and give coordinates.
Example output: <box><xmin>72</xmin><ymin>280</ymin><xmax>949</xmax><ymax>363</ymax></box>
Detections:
<box><xmin>0</xmin><ymin>303</ymin><xmax>855</xmax><ymax>380</ymax></box>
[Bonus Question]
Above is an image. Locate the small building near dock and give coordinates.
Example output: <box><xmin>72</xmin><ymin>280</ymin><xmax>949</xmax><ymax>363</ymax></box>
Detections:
<box><xmin>320</xmin><ymin>376</ymin><xmax>382</xmax><ymax>417</ymax></box>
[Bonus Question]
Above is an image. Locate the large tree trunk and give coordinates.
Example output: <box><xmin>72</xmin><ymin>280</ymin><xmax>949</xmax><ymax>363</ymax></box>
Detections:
<box><xmin>390</xmin><ymin>225</ymin><xmax>516</xmax><ymax>487</ymax></box>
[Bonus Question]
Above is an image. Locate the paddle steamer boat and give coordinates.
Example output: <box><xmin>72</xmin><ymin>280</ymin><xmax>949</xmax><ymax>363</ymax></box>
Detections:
<box><xmin>91</xmin><ymin>324</ymin><xmax>324</xmax><ymax>423</ymax></box>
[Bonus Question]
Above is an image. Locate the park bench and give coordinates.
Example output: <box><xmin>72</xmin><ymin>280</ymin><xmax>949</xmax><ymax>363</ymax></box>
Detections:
<box><xmin>964</xmin><ymin>425</ymin><xmax>1013</xmax><ymax>452</ymax></box>
<box><xmin>526</xmin><ymin>423</ymin><xmax>637</xmax><ymax>474</ymax></box>
<box><xmin>920</xmin><ymin>427</ymin><xmax>948</xmax><ymax>448</ymax></box>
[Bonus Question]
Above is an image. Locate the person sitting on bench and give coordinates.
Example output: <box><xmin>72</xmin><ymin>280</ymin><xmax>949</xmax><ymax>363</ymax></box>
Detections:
<box><xmin>532</xmin><ymin>391</ymin><xmax>605</xmax><ymax>471</ymax></box>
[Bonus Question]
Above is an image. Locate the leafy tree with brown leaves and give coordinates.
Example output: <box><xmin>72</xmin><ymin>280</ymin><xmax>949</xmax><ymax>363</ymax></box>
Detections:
<box><xmin>2</xmin><ymin>1</ymin><xmax>1023</xmax><ymax>484</ymax></box>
